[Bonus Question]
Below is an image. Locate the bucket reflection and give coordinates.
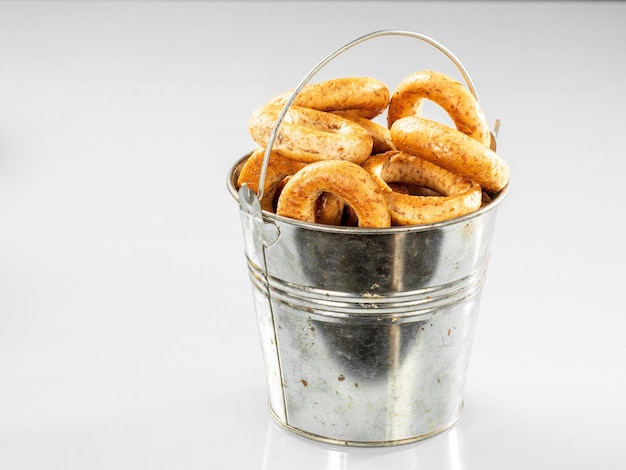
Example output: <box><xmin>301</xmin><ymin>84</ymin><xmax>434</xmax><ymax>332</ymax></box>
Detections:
<box><xmin>262</xmin><ymin>416</ymin><xmax>465</xmax><ymax>470</ymax></box>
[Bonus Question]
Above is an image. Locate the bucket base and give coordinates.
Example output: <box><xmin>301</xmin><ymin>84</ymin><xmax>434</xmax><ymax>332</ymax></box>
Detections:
<box><xmin>267</xmin><ymin>401</ymin><xmax>463</xmax><ymax>447</ymax></box>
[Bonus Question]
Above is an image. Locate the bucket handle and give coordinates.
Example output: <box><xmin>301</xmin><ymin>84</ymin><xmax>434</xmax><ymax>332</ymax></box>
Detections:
<box><xmin>247</xmin><ymin>29</ymin><xmax>486</xmax><ymax>204</ymax></box>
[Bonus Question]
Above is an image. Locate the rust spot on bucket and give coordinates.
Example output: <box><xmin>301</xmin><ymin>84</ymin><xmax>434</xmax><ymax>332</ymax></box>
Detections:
<box><xmin>448</xmin><ymin>328</ymin><xmax>451</xmax><ymax>336</ymax></box>
<box><xmin>338</xmin><ymin>374</ymin><xmax>345</xmax><ymax>381</ymax></box>
<box><xmin>301</xmin><ymin>379</ymin><xmax>308</xmax><ymax>387</ymax></box>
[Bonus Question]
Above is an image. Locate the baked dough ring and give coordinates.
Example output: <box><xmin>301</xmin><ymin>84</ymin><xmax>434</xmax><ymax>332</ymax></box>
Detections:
<box><xmin>332</xmin><ymin>110</ymin><xmax>396</xmax><ymax>155</ymax></box>
<box><xmin>238</xmin><ymin>148</ymin><xmax>346</xmax><ymax>224</ymax></box>
<box><xmin>276</xmin><ymin>160</ymin><xmax>391</xmax><ymax>228</ymax></box>
<box><xmin>265</xmin><ymin>77</ymin><xmax>390</xmax><ymax>119</ymax></box>
<box><xmin>387</xmin><ymin>70</ymin><xmax>492</xmax><ymax>147</ymax></box>
<box><xmin>362</xmin><ymin>151</ymin><xmax>482</xmax><ymax>225</ymax></box>
<box><xmin>248</xmin><ymin>105</ymin><xmax>373</xmax><ymax>164</ymax></box>
<box><xmin>237</xmin><ymin>147</ymin><xmax>306</xmax><ymax>212</ymax></box>
<box><xmin>390</xmin><ymin>116</ymin><xmax>510</xmax><ymax>193</ymax></box>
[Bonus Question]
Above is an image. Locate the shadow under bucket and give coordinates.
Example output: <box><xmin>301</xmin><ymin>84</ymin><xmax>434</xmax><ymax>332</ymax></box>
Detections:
<box><xmin>227</xmin><ymin>155</ymin><xmax>508</xmax><ymax>446</ymax></box>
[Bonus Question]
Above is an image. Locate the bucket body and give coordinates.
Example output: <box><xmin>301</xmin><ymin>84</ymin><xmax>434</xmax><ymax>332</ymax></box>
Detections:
<box><xmin>228</xmin><ymin>156</ymin><xmax>507</xmax><ymax>446</ymax></box>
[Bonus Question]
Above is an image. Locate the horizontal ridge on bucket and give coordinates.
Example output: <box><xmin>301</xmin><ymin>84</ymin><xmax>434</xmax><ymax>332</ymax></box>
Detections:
<box><xmin>247</xmin><ymin>257</ymin><xmax>488</xmax><ymax>318</ymax></box>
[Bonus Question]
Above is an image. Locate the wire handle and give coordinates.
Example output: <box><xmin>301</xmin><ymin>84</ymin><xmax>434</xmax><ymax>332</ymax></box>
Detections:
<box><xmin>254</xmin><ymin>29</ymin><xmax>481</xmax><ymax>202</ymax></box>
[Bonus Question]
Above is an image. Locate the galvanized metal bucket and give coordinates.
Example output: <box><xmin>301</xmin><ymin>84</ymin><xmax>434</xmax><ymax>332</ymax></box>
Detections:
<box><xmin>227</xmin><ymin>30</ymin><xmax>508</xmax><ymax>446</ymax></box>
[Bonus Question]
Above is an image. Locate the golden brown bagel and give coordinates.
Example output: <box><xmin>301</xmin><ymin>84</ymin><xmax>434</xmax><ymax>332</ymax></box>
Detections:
<box><xmin>387</xmin><ymin>70</ymin><xmax>492</xmax><ymax>147</ymax></box>
<box><xmin>332</xmin><ymin>110</ymin><xmax>396</xmax><ymax>155</ymax></box>
<box><xmin>362</xmin><ymin>151</ymin><xmax>483</xmax><ymax>225</ymax></box>
<box><xmin>276</xmin><ymin>160</ymin><xmax>391</xmax><ymax>228</ymax></box>
<box><xmin>265</xmin><ymin>77</ymin><xmax>390</xmax><ymax>119</ymax></box>
<box><xmin>248</xmin><ymin>105</ymin><xmax>373</xmax><ymax>164</ymax></box>
<box><xmin>237</xmin><ymin>147</ymin><xmax>306</xmax><ymax>212</ymax></box>
<box><xmin>390</xmin><ymin>116</ymin><xmax>509</xmax><ymax>193</ymax></box>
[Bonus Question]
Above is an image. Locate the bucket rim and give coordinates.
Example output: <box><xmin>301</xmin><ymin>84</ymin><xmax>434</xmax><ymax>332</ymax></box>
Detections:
<box><xmin>227</xmin><ymin>152</ymin><xmax>509</xmax><ymax>235</ymax></box>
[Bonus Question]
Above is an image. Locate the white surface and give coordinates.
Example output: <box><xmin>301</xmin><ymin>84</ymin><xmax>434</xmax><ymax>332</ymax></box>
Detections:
<box><xmin>1</xmin><ymin>1</ymin><xmax>625</xmax><ymax>468</ymax></box>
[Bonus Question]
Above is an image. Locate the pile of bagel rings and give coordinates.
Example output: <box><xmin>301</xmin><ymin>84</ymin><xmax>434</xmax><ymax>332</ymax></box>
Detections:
<box><xmin>238</xmin><ymin>70</ymin><xmax>509</xmax><ymax>228</ymax></box>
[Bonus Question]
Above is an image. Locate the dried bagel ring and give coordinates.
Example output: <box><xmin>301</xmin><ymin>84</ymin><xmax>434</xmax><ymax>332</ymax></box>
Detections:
<box><xmin>390</xmin><ymin>116</ymin><xmax>510</xmax><ymax>193</ymax></box>
<box><xmin>265</xmin><ymin>77</ymin><xmax>390</xmax><ymax>119</ymax></box>
<box><xmin>362</xmin><ymin>151</ymin><xmax>483</xmax><ymax>225</ymax></box>
<box><xmin>248</xmin><ymin>105</ymin><xmax>373</xmax><ymax>164</ymax></box>
<box><xmin>237</xmin><ymin>147</ymin><xmax>306</xmax><ymax>212</ymax></box>
<box><xmin>332</xmin><ymin>110</ymin><xmax>396</xmax><ymax>154</ymax></box>
<box><xmin>387</xmin><ymin>70</ymin><xmax>492</xmax><ymax>147</ymax></box>
<box><xmin>276</xmin><ymin>160</ymin><xmax>391</xmax><ymax>228</ymax></box>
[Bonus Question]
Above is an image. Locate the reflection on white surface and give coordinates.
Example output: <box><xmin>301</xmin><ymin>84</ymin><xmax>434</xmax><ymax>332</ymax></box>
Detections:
<box><xmin>449</xmin><ymin>426</ymin><xmax>462</xmax><ymax>470</ymax></box>
<box><xmin>263</xmin><ymin>417</ymin><xmax>464</xmax><ymax>470</ymax></box>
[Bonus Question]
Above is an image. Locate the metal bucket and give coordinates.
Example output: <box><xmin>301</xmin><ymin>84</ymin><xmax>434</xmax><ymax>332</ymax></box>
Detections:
<box><xmin>227</xmin><ymin>30</ymin><xmax>508</xmax><ymax>446</ymax></box>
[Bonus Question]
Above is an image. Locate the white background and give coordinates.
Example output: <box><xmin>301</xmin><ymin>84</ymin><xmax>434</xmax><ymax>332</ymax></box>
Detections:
<box><xmin>1</xmin><ymin>1</ymin><xmax>624</xmax><ymax>468</ymax></box>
